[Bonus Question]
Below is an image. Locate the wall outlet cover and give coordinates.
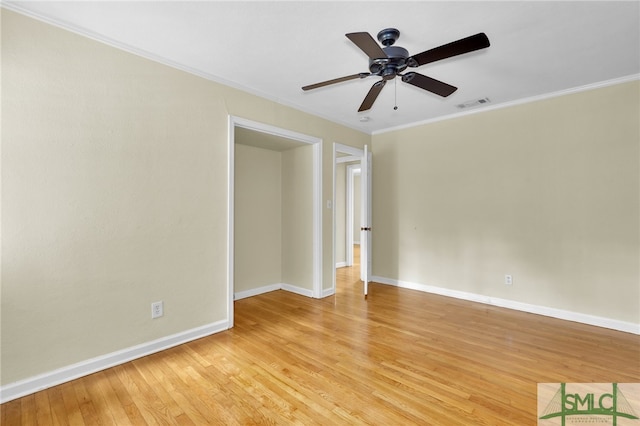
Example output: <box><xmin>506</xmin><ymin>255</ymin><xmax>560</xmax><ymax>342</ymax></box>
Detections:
<box><xmin>151</xmin><ymin>301</ymin><xmax>164</xmax><ymax>319</ymax></box>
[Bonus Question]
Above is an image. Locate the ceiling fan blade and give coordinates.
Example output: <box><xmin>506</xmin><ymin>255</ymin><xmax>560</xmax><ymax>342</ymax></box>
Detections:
<box><xmin>302</xmin><ymin>73</ymin><xmax>369</xmax><ymax>91</ymax></box>
<box><xmin>346</xmin><ymin>32</ymin><xmax>388</xmax><ymax>60</ymax></box>
<box><xmin>409</xmin><ymin>33</ymin><xmax>490</xmax><ymax>67</ymax></box>
<box><xmin>401</xmin><ymin>72</ymin><xmax>457</xmax><ymax>97</ymax></box>
<box><xmin>358</xmin><ymin>80</ymin><xmax>386</xmax><ymax>112</ymax></box>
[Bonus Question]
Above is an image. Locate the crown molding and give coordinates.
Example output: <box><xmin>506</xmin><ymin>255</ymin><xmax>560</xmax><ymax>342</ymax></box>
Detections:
<box><xmin>0</xmin><ymin>2</ymin><xmax>367</xmax><ymax>135</ymax></box>
<box><xmin>3</xmin><ymin>3</ymin><xmax>638</xmax><ymax>137</ymax></box>
<box><xmin>372</xmin><ymin>74</ymin><xmax>640</xmax><ymax>135</ymax></box>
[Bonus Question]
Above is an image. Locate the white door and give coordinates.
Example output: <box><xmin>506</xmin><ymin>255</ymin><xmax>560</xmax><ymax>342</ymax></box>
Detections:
<box><xmin>360</xmin><ymin>145</ymin><xmax>372</xmax><ymax>296</ymax></box>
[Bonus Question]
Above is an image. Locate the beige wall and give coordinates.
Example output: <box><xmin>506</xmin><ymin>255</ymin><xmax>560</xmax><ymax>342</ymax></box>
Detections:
<box><xmin>372</xmin><ymin>80</ymin><xmax>640</xmax><ymax>324</ymax></box>
<box><xmin>2</xmin><ymin>7</ymin><xmax>637</xmax><ymax>389</ymax></box>
<box><xmin>235</xmin><ymin>142</ymin><xmax>314</xmax><ymax>293</ymax></box>
<box><xmin>234</xmin><ymin>144</ymin><xmax>282</xmax><ymax>292</ymax></box>
<box><xmin>1</xmin><ymin>10</ymin><xmax>368</xmax><ymax>384</ymax></box>
<box><xmin>281</xmin><ymin>145</ymin><xmax>314</xmax><ymax>289</ymax></box>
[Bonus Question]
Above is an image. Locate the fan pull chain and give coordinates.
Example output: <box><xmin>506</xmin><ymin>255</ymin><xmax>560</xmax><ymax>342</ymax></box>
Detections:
<box><xmin>393</xmin><ymin>78</ymin><xmax>398</xmax><ymax>110</ymax></box>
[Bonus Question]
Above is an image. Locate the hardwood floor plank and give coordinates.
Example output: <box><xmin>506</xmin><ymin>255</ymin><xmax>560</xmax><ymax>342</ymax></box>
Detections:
<box><xmin>73</xmin><ymin>374</ymin><xmax>102</xmax><ymax>425</ymax></box>
<box><xmin>104</xmin><ymin>365</ymin><xmax>147</xmax><ymax>425</ymax></box>
<box><xmin>116</xmin><ymin>359</ymin><xmax>173</xmax><ymax>425</ymax></box>
<box><xmin>34</xmin><ymin>390</ymin><xmax>53</xmax><ymax>425</ymax></box>
<box><xmin>48</xmin><ymin>386</ymin><xmax>71</xmax><ymax>426</ymax></box>
<box><xmin>19</xmin><ymin>394</ymin><xmax>37</xmax><ymax>426</ymax></box>
<box><xmin>160</xmin><ymin>349</ymin><xmax>245</xmax><ymax>425</ymax></box>
<box><xmin>0</xmin><ymin>399</ymin><xmax>21</xmax><ymax>425</ymax></box>
<box><xmin>58</xmin><ymin>382</ymin><xmax>85</xmax><ymax>426</ymax></box>
<box><xmin>2</xmin><ymin>257</ymin><xmax>638</xmax><ymax>424</ymax></box>
<box><xmin>135</xmin><ymin>357</ymin><xmax>214</xmax><ymax>425</ymax></box>
<box><xmin>81</xmin><ymin>372</ymin><xmax>119</xmax><ymax>425</ymax></box>
<box><xmin>215</xmin><ymin>335</ymin><xmax>357</xmax><ymax>424</ymax></box>
<box><xmin>130</xmin><ymin>355</ymin><xmax>190</xmax><ymax>421</ymax></box>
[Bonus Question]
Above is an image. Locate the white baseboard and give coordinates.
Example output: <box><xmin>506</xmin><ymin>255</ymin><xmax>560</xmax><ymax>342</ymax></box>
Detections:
<box><xmin>0</xmin><ymin>320</ymin><xmax>229</xmax><ymax>404</ymax></box>
<box><xmin>281</xmin><ymin>283</ymin><xmax>314</xmax><ymax>298</ymax></box>
<box><xmin>371</xmin><ymin>275</ymin><xmax>640</xmax><ymax>335</ymax></box>
<box><xmin>12</xmin><ymin>276</ymin><xmax>631</xmax><ymax>404</ymax></box>
<box><xmin>235</xmin><ymin>283</ymin><xmax>315</xmax><ymax>300</ymax></box>
<box><xmin>336</xmin><ymin>261</ymin><xmax>347</xmax><ymax>268</ymax></box>
<box><xmin>234</xmin><ymin>283</ymin><xmax>281</xmax><ymax>300</ymax></box>
<box><xmin>3</xmin><ymin>280</ymin><xmax>317</xmax><ymax>403</ymax></box>
<box><xmin>322</xmin><ymin>287</ymin><xmax>335</xmax><ymax>298</ymax></box>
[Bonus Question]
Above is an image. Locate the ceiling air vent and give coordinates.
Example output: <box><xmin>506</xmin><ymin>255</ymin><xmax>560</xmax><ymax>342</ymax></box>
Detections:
<box><xmin>456</xmin><ymin>97</ymin><xmax>491</xmax><ymax>110</ymax></box>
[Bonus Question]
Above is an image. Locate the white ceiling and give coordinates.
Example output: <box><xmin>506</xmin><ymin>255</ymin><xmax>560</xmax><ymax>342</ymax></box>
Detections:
<box><xmin>5</xmin><ymin>1</ymin><xmax>639</xmax><ymax>134</ymax></box>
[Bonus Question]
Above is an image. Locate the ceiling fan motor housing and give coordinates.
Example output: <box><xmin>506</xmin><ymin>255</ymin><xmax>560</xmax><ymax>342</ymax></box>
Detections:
<box><xmin>369</xmin><ymin>45</ymin><xmax>410</xmax><ymax>78</ymax></box>
<box><xmin>369</xmin><ymin>28</ymin><xmax>410</xmax><ymax>79</ymax></box>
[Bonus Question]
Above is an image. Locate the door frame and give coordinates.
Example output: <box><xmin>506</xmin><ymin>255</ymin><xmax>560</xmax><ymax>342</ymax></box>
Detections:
<box><xmin>346</xmin><ymin>164</ymin><xmax>361</xmax><ymax>267</ymax></box>
<box><xmin>361</xmin><ymin>145</ymin><xmax>372</xmax><ymax>293</ymax></box>
<box><xmin>331</xmin><ymin>142</ymin><xmax>369</xmax><ymax>296</ymax></box>
<box><xmin>228</xmin><ymin>116</ymin><xmax>322</xmax><ymax>328</ymax></box>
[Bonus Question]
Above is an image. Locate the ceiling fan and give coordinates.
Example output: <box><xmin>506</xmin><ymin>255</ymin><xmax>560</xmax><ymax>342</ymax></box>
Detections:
<box><xmin>302</xmin><ymin>28</ymin><xmax>490</xmax><ymax>112</ymax></box>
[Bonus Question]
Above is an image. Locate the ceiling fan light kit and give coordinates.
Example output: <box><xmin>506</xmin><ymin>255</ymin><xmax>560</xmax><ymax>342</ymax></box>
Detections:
<box><xmin>302</xmin><ymin>28</ymin><xmax>490</xmax><ymax>112</ymax></box>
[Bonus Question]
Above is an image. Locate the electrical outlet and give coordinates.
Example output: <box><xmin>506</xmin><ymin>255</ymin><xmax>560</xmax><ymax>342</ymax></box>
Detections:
<box><xmin>505</xmin><ymin>275</ymin><xmax>513</xmax><ymax>286</ymax></box>
<box><xmin>151</xmin><ymin>301</ymin><xmax>163</xmax><ymax>319</ymax></box>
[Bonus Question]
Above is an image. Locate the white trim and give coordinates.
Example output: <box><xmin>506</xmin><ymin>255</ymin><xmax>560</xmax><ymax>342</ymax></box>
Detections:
<box><xmin>360</xmin><ymin>146</ymin><xmax>371</xmax><ymax>291</ymax></box>
<box><xmin>0</xmin><ymin>320</ymin><xmax>229</xmax><ymax>404</ymax></box>
<box><xmin>234</xmin><ymin>283</ymin><xmax>316</xmax><ymax>300</ymax></box>
<box><xmin>0</xmin><ymin>2</ymin><xmax>365</xmax><ymax>135</ymax></box>
<box><xmin>345</xmin><ymin>164</ymin><xmax>353</xmax><ymax>267</ymax></box>
<box><xmin>346</xmin><ymin>165</ymin><xmax>361</xmax><ymax>266</ymax></box>
<box><xmin>332</xmin><ymin>143</ymin><xmax>365</xmax><ymax>298</ymax></box>
<box><xmin>373</xmin><ymin>74</ymin><xmax>640</xmax><ymax>135</ymax></box>
<box><xmin>233</xmin><ymin>117</ymin><xmax>321</xmax><ymax>146</ymax></box>
<box><xmin>228</xmin><ymin>116</ymin><xmax>323</xmax><ymax>311</ymax></box>
<box><xmin>227</xmin><ymin>117</ymin><xmax>235</xmax><ymax>328</ymax></box>
<box><xmin>234</xmin><ymin>283</ymin><xmax>281</xmax><ymax>300</ymax></box>
<box><xmin>312</xmin><ymin>141</ymin><xmax>323</xmax><ymax>299</ymax></box>
<box><xmin>322</xmin><ymin>287</ymin><xmax>335</xmax><ymax>298</ymax></box>
<box><xmin>334</xmin><ymin>143</ymin><xmax>364</xmax><ymax>157</ymax></box>
<box><xmin>331</xmin><ymin>144</ymin><xmax>337</xmax><ymax>296</ymax></box>
<box><xmin>371</xmin><ymin>275</ymin><xmax>640</xmax><ymax>335</ymax></box>
<box><xmin>281</xmin><ymin>283</ymin><xmax>315</xmax><ymax>298</ymax></box>
<box><xmin>5</xmin><ymin>2</ymin><xmax>636</xmax><ymax>137</ymax></box>
<box><xmin>336</xmin><ymin>155</ymin><xmax>360</xmax><ymax>164</ymax></box>
<box><xmin>330</xmin><ymin>142</ymin><xmax>364</xmax><ymax>297</ymax></box>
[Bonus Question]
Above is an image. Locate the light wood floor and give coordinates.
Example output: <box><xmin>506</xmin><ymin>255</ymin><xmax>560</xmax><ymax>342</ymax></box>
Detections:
<box><xmin>2</xmin><ymin>255</ymin><xmax>639</xmax><ymax>425</ymax></box>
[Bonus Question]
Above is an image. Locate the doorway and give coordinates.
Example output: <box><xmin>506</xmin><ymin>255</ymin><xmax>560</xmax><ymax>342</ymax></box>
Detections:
<box><xmin>332</xmin><ymin>143</ymin><xmax>371</xmax><ymax>296</ymax></box>
<box><xmin>346</xmin><ymin>164</ymin><xmax>361</xmax><ymax>268</ymax></box>
<box><xmin>227</xmin><ymin>116</ymin><xmax>322</xmax><ymax>328</ymax></box>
